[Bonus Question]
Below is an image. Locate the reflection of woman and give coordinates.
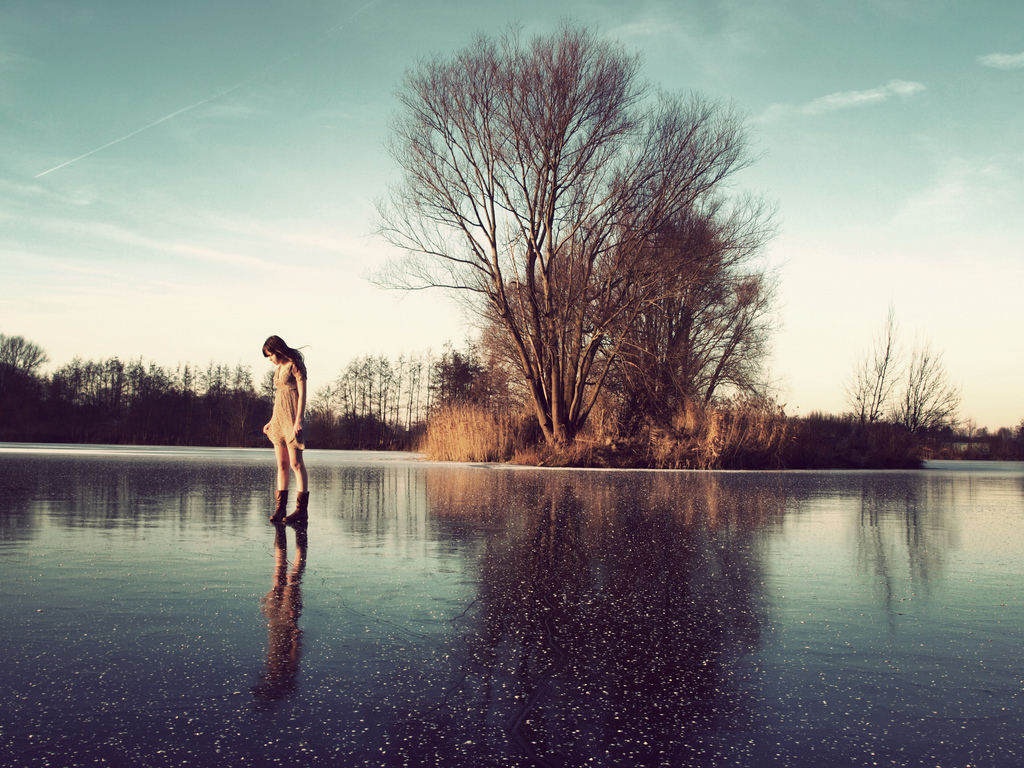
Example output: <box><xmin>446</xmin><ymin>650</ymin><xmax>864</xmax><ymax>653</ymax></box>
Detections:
<box><xmin>253</xmin><ymin>525</ymin><xmax>306</xmax><ymax>701</ymax></box>
<box><xmin>262</xmin><ymin>335</ymin><xmax>309</xmax><ymax>525</ymax></box>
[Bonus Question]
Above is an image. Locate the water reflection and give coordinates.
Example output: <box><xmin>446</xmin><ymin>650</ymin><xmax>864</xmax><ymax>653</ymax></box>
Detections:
<box><xmin>2</xmin><ymin>447</ymin><xmax>1023</xmax><ymax>767</ymax></box>
<box><xmin>409</xmin><ymin>471</ymin><xmax>787</xmax><ymax>766</ymax></box>
<box><xmin>253</xmin><ymin>524</ymin><xmax>307</xmax><ymax>703</ymax></box>
<box><xmin>0</xmin><ymin>450</ymin><xmax>268</xmax><ymax>535</ymax></box>
<box><xmin>851</xmin><ymin>474</ymin><xmax>948</xmax><ymax>635</ymax></box>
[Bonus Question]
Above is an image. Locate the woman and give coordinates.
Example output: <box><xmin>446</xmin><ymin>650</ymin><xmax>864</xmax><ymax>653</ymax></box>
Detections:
<box><xmin>262</xmin><ymin>335</ymin><xmax>308</xmax><ymax>525</ymax></box>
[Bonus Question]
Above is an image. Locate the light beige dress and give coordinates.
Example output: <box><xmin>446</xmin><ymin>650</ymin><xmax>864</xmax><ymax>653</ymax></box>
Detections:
<box><xmin>266</xmin><ymin>362</ymin><xmax>306</xmax><ymax>450</ymax></box>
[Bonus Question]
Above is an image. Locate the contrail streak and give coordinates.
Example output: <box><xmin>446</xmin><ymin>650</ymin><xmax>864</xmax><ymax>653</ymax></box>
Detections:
<box><xmin>35</xmin><ymin>85</ymin><xmax>246</xmax><ymax>178</ymax></box>
<box><xmin>35</xmin><ymin>0</ymin><xmax>382</xmax><ymax>179</ymax></box>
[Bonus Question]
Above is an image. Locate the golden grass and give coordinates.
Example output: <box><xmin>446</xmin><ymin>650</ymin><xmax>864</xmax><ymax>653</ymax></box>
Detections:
<box><xmin>648</xmin><ymin>397</ymin><xmax>792</xmax><ymax>469</ymax></box>
<box><xmin>424</xmin><ymin>403</ymin><xmax>519</xmax><ymax>462</ymax></box>
<box><xmin>510</xmin><ymin>441</ymin><xmax>600</xmax><ymax>467</ymax></box>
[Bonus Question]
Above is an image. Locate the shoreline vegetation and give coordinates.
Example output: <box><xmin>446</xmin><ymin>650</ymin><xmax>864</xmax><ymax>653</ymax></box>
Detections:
<box><xmin>3</xmin><ymin>335</ymin><xmax>1022</xmax><ymax>469</ymax></box>
<box><xmin>424</xmin><ymin>400</ymin><xmax>1009</xmax><ymax>469</ymax></box>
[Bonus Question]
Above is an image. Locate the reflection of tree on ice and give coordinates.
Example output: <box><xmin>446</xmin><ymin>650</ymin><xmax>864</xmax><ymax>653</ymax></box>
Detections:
<box><xmin>253</xmin><ymin>525</ymin><xmax>307</xmax><ymax>702</ymax></box>
<box><xmin>411</xmin><ymin>471</ymin><xmax>775</xmax><ymax>766</ymax></box>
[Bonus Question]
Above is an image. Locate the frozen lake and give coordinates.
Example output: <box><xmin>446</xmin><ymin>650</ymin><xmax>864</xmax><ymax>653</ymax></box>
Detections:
<box><xmin>1</xmin><ymin>444</ymin><xmax>1022</xmax><ymax>767</ymax></box>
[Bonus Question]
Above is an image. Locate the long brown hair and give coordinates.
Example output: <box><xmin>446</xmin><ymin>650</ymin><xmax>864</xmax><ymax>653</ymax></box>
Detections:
<box><xmin>262</xmin><ymin>336</ymin><xmax>307</xmax><ymax>378</ymax></box>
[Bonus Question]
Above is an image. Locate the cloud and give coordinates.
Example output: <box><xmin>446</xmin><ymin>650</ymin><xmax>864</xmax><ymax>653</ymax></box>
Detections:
<box><xmin>754</xmin><ymin>79</ymin><xmax>926</xmax><ymax>123</ymax></box>
<box><xmin>606</xmin><ymin>1</ymin><xmax>771</xmax><ymax>70</ymax></box>
<box><xmin>752</xmin><ymin>103</ymin><xmax>790</xmax><ymax>124</ymax></box>
<box><xmin>891</xmin><ymin>154</ymin><xmax>1024</xmax><ymax>233</ymax></box>
<box><xmin>800</xmin><ymin>80</ymin><xmax>925</xmax><ymax>115</ymax></box>
<box><xmin>8</xmin><ymin>211</ymin><xmax>279</xmax><ymax>271</ymax></box>
<box><xmin>977</xmin><ymin>52</ymin><xmax>1024</xmax><ymax>69</ymax></box>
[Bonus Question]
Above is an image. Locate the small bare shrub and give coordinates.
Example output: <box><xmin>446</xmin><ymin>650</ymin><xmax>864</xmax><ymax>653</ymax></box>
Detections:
<box><xmin>782</xmin><ymin>413</ymin><xmax>921</xmax><ymax>469</ymax></box>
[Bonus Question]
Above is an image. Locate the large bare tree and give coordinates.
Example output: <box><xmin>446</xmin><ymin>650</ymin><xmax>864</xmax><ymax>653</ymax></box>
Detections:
<box><xmin>376</xmin><ymin>24</ymin><xmax>764</xmax><ymax>445</ymax></box>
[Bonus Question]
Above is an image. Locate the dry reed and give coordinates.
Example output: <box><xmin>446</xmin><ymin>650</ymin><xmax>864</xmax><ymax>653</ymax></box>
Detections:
<box><xmin>649</xmin><ymin>397</ymin><xmax>792</xmax><ymax>469</ymax></box>
<box><xmin>425</xmin><ymin>403</ymin><xmax>519</xmax><ymax>462</ymax></box>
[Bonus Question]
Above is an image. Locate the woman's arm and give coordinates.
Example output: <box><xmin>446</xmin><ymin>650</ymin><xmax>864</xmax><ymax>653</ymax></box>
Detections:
<box><xmin>293</xmin><ymin>364</ymin><xmax>307</xmax><ymax>435</ymax></box>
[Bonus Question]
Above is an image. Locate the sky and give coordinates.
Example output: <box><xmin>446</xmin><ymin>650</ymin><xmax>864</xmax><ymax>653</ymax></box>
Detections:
<box><xmin>2</xmin><ymin>0</ymin><xmax>1021</xmax><ymax>430</ymax></box>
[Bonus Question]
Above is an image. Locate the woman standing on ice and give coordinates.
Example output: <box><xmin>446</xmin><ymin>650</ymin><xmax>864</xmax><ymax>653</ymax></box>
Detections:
<box><xmin>262</xmin><ymin>335</ymin><xmax>309</xmax><ymax>525</ymax></box>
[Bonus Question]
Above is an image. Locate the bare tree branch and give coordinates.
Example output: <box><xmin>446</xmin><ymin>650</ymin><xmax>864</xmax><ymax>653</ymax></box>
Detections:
<box><xmin>892</xmin><ymin>338</ymin><xmax>961</xmax><ymax>435</ymax></box>
<box><xmin>845</xmin><ymin>305</ymin><xmax>900</xmax><ymax>424</ymax></box>
<box><xmin>373</xmin><ymin>23</ymin><xmax>773</xmax><ymax>444</ymax></box>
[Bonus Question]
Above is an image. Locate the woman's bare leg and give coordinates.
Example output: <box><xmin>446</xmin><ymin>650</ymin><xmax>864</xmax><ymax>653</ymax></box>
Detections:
<box><xmin>288</xmin><ymin>444</ymin><xmax>308</xmax><ymax>493</ymax></box>
<box><xmin>274</xmin><ymin>442</ymin><xmax>290</xmax><ymax>490</ymax></box>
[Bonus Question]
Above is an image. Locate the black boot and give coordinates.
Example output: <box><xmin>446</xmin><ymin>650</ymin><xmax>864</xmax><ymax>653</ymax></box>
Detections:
<box><xmin>284</xmin><ymin>491</ymin><xmax>309</xmax><ymax>526</ymax></box>
<box><xmin>270</xmin><ymin>490</ymin><xmax>288</xmax><ymax>523</ymax></box>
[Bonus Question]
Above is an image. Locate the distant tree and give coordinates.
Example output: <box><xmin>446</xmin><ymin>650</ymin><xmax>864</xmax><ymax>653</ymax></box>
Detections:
<box><xmin>0</xmin><ymin>333</ymin><xmax>50</xmax><ymax>393</ymax></box>
<box><xmin>309</xmin><ymin>384</ymin><xmax>339</xmax><ymax>423</ymax></box>
<box><xmin>402</xmin><ymin>352</ymin><xmax>430</xmax><ymax>429</ymax></box>
<box><xmin>891</xmin><ymin>339</ymin><xmax>961</xmax><ymax>435</ymax></box>
<box><xmin>960</xmin><ymin>417</ymin><xmax>978</xmax><ymax>443</ymax></box>
<box><xmin>376</xmin><ymin>23</ymin><xmax>768</xmax><ymax>445</ymax></box>
<box><xmin>993</xmin><ymin>426</ymin><xmax>1013</xmax><ymax>453</ymax></box>
<box><xmin>430</xmin><ymin>343</ymin><xmax>485</xmax><ymax>406</ymax></box>
<box><xmin>844</xmin><ymin>306</ymin><xmax>900</xmax><ymax>425</ymax></box>
<box><xmin>0</xmin><ymin>334</ymin><xmax>49</xmax><ymax>439</ymax></box>
<box><xmin>0</xmin><ymin>333</ymin><xmax>49</xmax><ymax>374</ymax></box>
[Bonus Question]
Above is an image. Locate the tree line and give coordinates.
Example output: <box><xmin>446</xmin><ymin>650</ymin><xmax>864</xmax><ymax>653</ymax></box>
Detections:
<box><xmin>3</xmin><ymin>327</ymin><xmax>1021</xmax><ymax>463</ymax></box>
<box><xmin>0</xmin><ymin>332</ymin><xmax>484</xmax><ymax>449</ymax></box>
<box><xmin>0</xmin><ymin>333</ymin><xmax>269</xmax><ymax>446</ymax></box>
